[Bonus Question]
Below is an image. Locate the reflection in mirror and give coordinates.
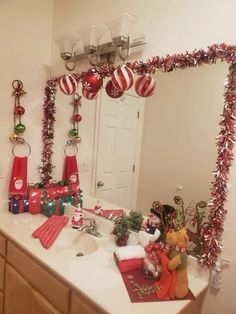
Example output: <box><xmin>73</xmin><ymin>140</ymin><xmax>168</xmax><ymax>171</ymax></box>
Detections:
<box><xmin>90</xmin><ymin>61</ymin><xmax>228</xmax><ymax>258</ymax></box>
<box><xmin>137</xmin><ymin>62</ymin><xmax>228</xmax><ymax>213</ymax></box>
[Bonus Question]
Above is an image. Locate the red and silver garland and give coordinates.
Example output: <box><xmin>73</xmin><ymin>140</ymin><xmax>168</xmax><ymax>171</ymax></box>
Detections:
<box><xmin>41</xmin><ymin>44</ymin><xmax>236</xmax><ymax>268</ymax></box>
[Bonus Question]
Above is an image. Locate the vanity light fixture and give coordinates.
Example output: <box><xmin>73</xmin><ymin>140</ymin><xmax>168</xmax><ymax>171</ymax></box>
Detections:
<box><xmin>55</xmin><ymin>12</ymin><xmax>146</xmax><ymax>71</ymax></box>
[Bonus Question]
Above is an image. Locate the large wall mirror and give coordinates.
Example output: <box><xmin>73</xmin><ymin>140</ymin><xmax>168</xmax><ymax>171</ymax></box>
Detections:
<box><xmin>41</xmin><ymin>44</ymin><xmax>236</xmax><ymax>267</ymax></box>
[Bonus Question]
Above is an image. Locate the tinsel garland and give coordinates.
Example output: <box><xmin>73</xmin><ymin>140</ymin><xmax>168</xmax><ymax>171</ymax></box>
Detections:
<box><xmin>41</xmin><ymin>43</ymin><xmax>236</xmax><ymax>268</ymax></box>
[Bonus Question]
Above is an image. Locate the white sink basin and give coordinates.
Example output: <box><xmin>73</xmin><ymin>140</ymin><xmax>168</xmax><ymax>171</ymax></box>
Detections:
<box><xmin>53</xmin><ymin>229</ymin><xmax>98</xmax><ymax>256</ymax></box>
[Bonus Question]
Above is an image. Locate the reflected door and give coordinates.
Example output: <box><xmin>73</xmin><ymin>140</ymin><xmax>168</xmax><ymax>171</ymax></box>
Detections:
<box><xmin>95</xmin><ymin>90</ymin><xmax>141</xmax><ymax>209</ymax></box>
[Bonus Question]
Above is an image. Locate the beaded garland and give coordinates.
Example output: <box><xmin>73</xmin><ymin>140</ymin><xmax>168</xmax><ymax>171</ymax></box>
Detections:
<box><xmin>40</xmin><ymin>44</ymin><xmax>236</xmax><ymax>269</ymax></box>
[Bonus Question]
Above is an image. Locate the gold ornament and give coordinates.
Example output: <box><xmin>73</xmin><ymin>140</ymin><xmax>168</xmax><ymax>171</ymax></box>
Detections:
<box><xmin>9</xmin><ymin>133</ymin><xmax>19</xmax><ymax>143</ymax></box>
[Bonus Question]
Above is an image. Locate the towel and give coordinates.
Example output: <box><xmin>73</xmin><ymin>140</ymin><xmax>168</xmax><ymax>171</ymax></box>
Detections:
<box><xmin>115</xmin><ymin>245</ymin><xmax>146</xmax><ymax>261</ymax></box>
<box><xmin>63</xmin><ymin>155</ymin><xmax>79</xmax><ymax>184</ymax></box>
<box><xmin>155</xmin><ymin>252</ymin><xmax>176</xmax><ymax>299</ymax></box>
<box><xmin>32</xmin><ymin>215</ymin><xmax>69</xmax><ymax>249</ymax></box>
<box><xmin>114</xmin><ymin>253</ymin><xmax>144</xmax><ymax>273</ymax></box>
<box><xmin>9</xmin><ymin>156</ymin><xmax>27</xmax><ymax>196</ymax></box>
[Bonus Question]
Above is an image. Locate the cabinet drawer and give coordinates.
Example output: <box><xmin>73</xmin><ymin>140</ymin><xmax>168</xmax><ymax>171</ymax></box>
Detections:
<box><xmin>0</xmin><ymin>290</ymin><xmax>3</xmax><ymax>314</ymax></box>
<box><xmin>70</xmin><ymin>291</ymin><xmax>107</xmax><ymax>314</ymax></box>
<box><xmin>0</xmin><ymin>256</ymin><xmax>5</xmax><ymax>292</ymax></box>
<box><xmin>7</xmin><ymin>242</ymin><xmax>69</xmax><ymax>314</ymax></box>
<box><xmin>0</xmin><ymin>234</ymin><xmax>6</xmax><ymax>257</ymax></box>
<box><xmin>32</xmin><ymin>289</ymin><xmax>60</xmax><ymax>314</ymax></box>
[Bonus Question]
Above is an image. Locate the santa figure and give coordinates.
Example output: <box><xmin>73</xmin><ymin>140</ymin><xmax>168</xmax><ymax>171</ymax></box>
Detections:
<box><xmin>71</xmin><ymin>207</ymin><xmax>84</xmax><ymax>228</ymax></box>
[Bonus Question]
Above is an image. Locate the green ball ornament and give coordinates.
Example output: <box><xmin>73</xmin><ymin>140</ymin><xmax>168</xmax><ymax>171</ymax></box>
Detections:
<box><xmin>69</xmin><ymin>128</ymin><xmax>78</xmax><ymax>137</ymax></box>
<box><xmin>15</xmin><ymin>123</ymin><xmax>26</xmax><ymax>134</ymax></box>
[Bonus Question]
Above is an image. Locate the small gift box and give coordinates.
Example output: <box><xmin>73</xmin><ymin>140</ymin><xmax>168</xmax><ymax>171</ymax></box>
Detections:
<box><xmin>28</xmin><ymin>183</ymin><xmax>83</xmax><ymax>218</ymax></box>
<box><xmin>41</xmin><ymin>198</ymin><xmax>65</xmax><ymax>218</ymax></box>
<box><xmin>9</xmin><ymin>196</ymin><xmax>29</xmax><ymax>214</ymax></box>
<box><xmin>28</xmin><ymin>188</ymin><xmax>45</xmax><ymax>215</ymax></box>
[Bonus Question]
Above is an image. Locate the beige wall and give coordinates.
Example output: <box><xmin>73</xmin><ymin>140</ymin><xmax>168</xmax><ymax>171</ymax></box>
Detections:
<box><xmin>0</xmin><ymin>0</ymin><xmax>53</xmax><ymax>202</ymax></box>
<box><xmin>137</xmin><ymin>62</ymin><xmax>228</xmax><ymax>212</ymax></box>
<box><xmin>0</xmin><ymin>0</ymin><xmax>235</xmax><ymax>313</ymax></box>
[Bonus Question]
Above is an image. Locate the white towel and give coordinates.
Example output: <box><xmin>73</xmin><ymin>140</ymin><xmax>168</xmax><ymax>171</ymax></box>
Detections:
<box><xmin>115</xmin><ymin>245</ymin><xmax>146</xmax><ymax>261</ymax></box>
<box><xmin>138</xmin><ymin>229</ymin><xmax>161</xmax><ymax>247</ymax></box>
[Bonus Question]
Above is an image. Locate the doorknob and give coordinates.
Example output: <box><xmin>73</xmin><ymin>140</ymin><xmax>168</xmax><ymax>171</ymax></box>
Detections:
<box><xmin>97</xmin><ymin>180</ymin><xmax>104</xmax><ymax>188</ymax></box>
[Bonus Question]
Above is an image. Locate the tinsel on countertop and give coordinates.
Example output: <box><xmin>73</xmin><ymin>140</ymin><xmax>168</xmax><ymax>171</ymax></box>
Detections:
<box><xmin>40</xmin><ymin>44</ymin><xmax>236</xmax><ymax>269</ymax></box>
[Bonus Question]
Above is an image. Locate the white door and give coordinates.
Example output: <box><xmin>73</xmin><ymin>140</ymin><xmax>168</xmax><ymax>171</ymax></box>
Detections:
<box><xmin>94</xmin><ymin>89</ymin><xmax>141</xmax><ymax>209</ymax></box>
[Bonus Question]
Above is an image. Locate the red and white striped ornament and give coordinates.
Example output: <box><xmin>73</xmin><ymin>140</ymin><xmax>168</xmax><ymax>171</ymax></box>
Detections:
<box><xmin>111</xmin><ymin>65</ymin><xmax>134</xmax><ymax>92</ymax></box>
<box><xmin>59</xmin><ymin>74</ymin><xmax>77</xmax><ymax>95</ymax></box>
<box><xmin>82</xmin><ymin>87</ymin><xmax>98</xmax><ymax>100</ymax></box>
<box><xmin>135</xmin><ymin>74</ymin><xmax>156</xmax><ymax>97</ymax></box>
<box><xmin>105</xmin><ymin>80</ymin><xmax>124</xmax><ymax>99</ymax></box>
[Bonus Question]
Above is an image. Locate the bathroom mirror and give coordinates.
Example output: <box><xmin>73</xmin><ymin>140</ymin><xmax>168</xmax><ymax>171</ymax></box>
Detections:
<box><xmin>42</xmin><ymin>44</ymin><xmax>236</xmax><ymax>267</ymax></box>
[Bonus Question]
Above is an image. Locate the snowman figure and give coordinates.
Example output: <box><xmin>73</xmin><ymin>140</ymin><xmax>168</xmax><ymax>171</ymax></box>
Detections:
<box><xmin>71</xmin><ymin>207</ymin><xmax>84</xmax><ymax>228</ymax></box>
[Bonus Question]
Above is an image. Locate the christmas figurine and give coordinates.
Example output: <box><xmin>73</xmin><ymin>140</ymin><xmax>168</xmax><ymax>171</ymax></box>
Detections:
<box><xmin>94</xmin><ymin>200</ymin><xmax>103</xmax><ymax>215</ymax></box>
<box><xmin>71</xmin><ymin>206</ymin><xmax>84</xmax><ymax>229</ymax></box>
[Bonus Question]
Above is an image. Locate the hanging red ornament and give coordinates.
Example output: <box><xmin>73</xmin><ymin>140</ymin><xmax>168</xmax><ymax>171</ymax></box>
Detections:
<box><xmin>14</xmin><ymin>105</ymin><xmax>25</xmax><ymax>116</ymax></box>
<box><xmin>59</xmin><ymin>74</ymin><xmax>77</xmax><ymax>95</ymax></box>
<box><xmin>73</xmin><ymin>114</ymin><xmax>82</xmax><ymax>122</ymax></box>
<box><xmin>105</xmin><ymin>80</ymin><xmax>124</xmax><ymax>98</ymax></box>
<box><xmin>111</xmin><ymin>65</ymin><xmax>134</xmax><ymax>92</ymax></box>
<box><xmin>135</xmin><ymin>74</ymin><xmax>156</xmax><ymax>97</ymax></box>
<box><xmin>82</xmin><ymin>69</ymin><xmax>103</xmax><ymax>92</ymax></box>
<box><xmin>82</xmin><ymin>87</ymin><xmax>98</xmax><ymax>100</ymax></box>
<box><xmin>10</xmin><ymin>80</ymin><xmax>27</xmax><ymax>142</ymax></box>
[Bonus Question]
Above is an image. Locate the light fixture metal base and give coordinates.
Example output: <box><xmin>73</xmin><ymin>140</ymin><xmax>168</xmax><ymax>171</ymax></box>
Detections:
<box><xmin>63</xmin><ymin>36</ymin><xmax>146</xmax><ymax>66</ymax></box>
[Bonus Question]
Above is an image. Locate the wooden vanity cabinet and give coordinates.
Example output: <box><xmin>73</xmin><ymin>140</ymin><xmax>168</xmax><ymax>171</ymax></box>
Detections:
<box><xmin>0</xmin><ymin>232</ymin><xmax>107</xmax><ymax>314</ymax></box>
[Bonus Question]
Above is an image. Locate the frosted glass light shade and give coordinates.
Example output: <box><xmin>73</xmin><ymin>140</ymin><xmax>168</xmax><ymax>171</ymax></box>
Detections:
<box><xmin>78</xmin><ymin>25</ymin><xmax>106</xmax><ymax>49</ymax></box>
<box><xmin>103</xmin><ymin>12</ymin><xmax>137</xmax><ymax>39</ymax></box>
<box><xmin>54</xmin><ymin>34</ymin><xmax>80</xmax><ymax>55</ymax></box>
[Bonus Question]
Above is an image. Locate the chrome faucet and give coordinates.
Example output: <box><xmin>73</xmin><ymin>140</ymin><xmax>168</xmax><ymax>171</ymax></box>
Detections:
<box><xmin>77</xmin><ymin>218</ymin><xmax>102</xmax><ymax>238</ymax></box>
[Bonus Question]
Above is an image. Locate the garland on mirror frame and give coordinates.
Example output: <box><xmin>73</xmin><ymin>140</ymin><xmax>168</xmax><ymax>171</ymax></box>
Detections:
<box><xmin>40</xmin><ymin>43</ymin><xmax>236</xmax><ymax>269</ymax></box>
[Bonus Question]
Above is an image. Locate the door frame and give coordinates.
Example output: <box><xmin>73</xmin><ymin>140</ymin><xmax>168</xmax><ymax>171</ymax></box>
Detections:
<box><xmin>90</xmin><ymin>87</ymin><xmax>145</xmax><ymax>210</ymax></box>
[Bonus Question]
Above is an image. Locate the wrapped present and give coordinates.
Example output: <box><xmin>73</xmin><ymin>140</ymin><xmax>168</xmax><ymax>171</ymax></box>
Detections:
<box><xmin>9</xmin><ymin>196</ymin><xmax>29</xmax><ymax>214</ymax></box>
<box><xmin>28</xmin><ymin>188</ymin><xmax>45</xmax><ymax>214</ymax></box>
<box><xmin>41</xmin><ymin>198</ymin><xmax>65</xmax><ymax>218</ymax></box>
<box><xmin>28</xmin><ymin>183</ymin><xmax>83</xmax><ymax>218</ymax></box>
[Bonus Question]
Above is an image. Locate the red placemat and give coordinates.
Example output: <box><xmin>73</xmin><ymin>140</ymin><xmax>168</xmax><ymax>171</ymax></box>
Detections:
<box><xmin>84</xmin><ymin>208</ymin><xmax>124</xmax><ymax>219</ymax></box>
<box><xmin>120</xmin><ymin>269</ymin><xmax>195</xmax><ymax>303</ymax></box>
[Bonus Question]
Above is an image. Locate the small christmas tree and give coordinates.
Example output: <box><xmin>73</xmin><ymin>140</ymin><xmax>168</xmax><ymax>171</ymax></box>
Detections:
<box><xmin>111</xmin><ymin>215</ymin><xmax>130</xmax><ymax>246</ymax></box>
<box><xmin>128</xmin><ymin>210</ymin><xmax>144</xmax><ymax>232</ymax></box>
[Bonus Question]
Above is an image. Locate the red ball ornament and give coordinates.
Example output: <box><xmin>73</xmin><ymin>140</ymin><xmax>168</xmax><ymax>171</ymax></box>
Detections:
<box><xmin>105</xmin><ymin>80</ymin><xmax>124</xmax><ymax>98</ymax></box>
<box><xmin>82</xmin><ymin>87</ymin><xmax>98</xmax><ymax>100</ymax></box>
<box><xmin>82</xmin><ymin>69</ymin><xmax>103</xmax><ymax>92</ymax></box>
<box><xmin>135</xmin><ymin>74</ymin><xmax>156</xmax><ymax>97</ymax></box>
<box><xmin>14</xmin><ymin>105</ymin><xmax>25</xmax><ymax>116</ymax></box>
<box><xmin>73</xmin><ymin>114</ymin><xmax>82</xmax><ymax>122</ymax></box>
<box><xmin>59</xmin><ymin>74</ymin><xmax>77</xmax><ymax>95</ymax></box>
<box><xmin>111</xmin><ymin>65</ymin><xmax>134</xmax><ymax>91</ymax></box>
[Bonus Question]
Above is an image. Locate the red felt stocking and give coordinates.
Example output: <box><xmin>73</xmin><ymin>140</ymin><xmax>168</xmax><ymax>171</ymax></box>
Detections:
<box><xmin>63</xmin><ymin>155</ymin><xmax>79</xmax><ymax>184</ymax></box>
<box><xmin>9</xmin><ymin>156</ymin><xmax>27</xmax><ymax>196</ymax></box>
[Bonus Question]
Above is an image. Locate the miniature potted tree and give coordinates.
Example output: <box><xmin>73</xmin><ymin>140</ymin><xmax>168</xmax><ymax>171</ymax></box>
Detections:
<box><xmin>111</xmin><ymin>215</ymin><xmax>130</xmax><ymax>246</ymax></box>
<box><xmin>127</xmin><ymin>210</ymin><xmax>144</xmax><ymax>232</ymax></box>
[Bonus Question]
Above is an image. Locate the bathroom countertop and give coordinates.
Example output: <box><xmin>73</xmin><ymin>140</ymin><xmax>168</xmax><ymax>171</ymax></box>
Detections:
<box><xmin>0</xmin><ymin>200</ymin><xmax>208</xmax><ymax>314</ymax></box>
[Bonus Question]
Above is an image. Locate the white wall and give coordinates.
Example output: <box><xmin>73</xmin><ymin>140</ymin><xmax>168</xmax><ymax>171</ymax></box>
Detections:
<box><xmin>0</xmin><ymin>0</ymin><xmax>53</xmax><ymax>203</ymax></box>
<box><xmin>52</xmin><ymin>1</ymin><xmax>236</xmax><ymax>313</ymax></box>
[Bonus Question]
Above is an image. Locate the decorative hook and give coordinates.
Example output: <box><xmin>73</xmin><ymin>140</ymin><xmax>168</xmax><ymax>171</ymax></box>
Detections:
<box><xmin>118</xmin><ymin>36</ymin><xmax>131</xmax><ymax>61</ymax></box>
<box><xmin>88</xmin><ymin>45</ymin><xmax>101</xmax><ymax>66</ymax></box>
<box><xmin>65</xmin><ymin>52</ymin><xmax>77</xmax><ymax>71</ymax></box>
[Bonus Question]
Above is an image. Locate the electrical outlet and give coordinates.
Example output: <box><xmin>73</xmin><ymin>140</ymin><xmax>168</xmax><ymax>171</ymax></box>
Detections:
<box><xmin>79</xmin><ymin>162</ymin><xmax>90</xmax><ymax>172</ymax></box>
